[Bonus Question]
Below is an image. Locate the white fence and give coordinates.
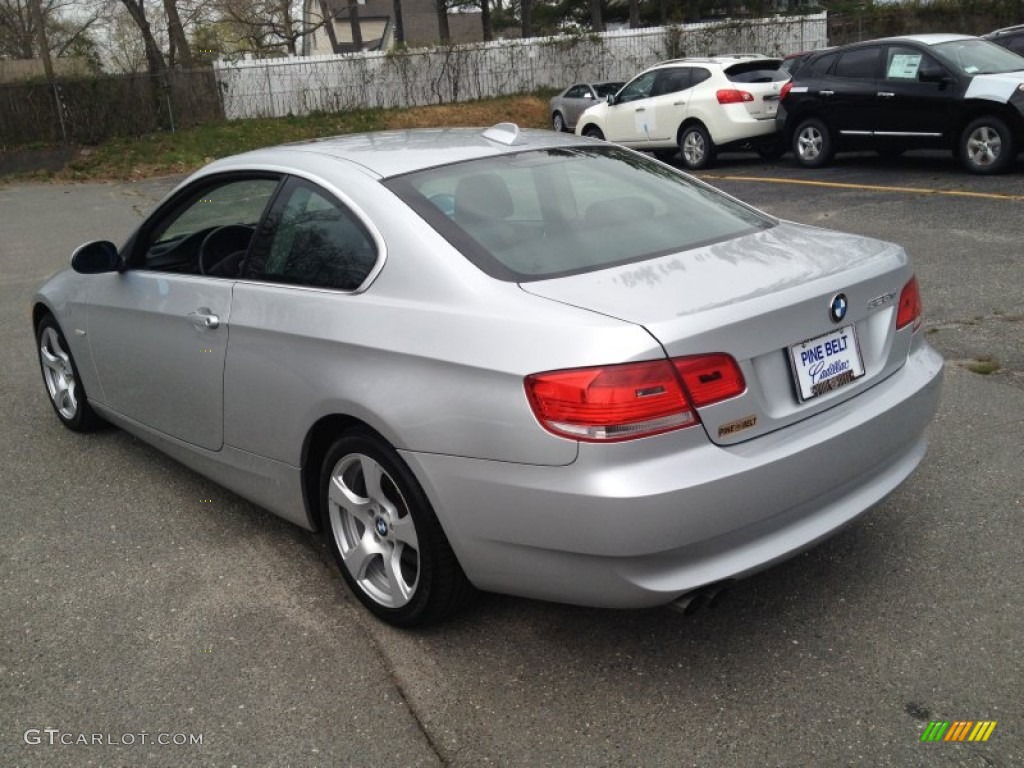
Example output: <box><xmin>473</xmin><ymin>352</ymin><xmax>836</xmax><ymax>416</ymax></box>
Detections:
<box><xmin>213</xmin><ymin>13</ymin><xmax>827</xmax><ymax>120</ymax></box>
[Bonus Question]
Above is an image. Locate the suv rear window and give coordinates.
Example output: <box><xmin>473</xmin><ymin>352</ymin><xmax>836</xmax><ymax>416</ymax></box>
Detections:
<box><xmin>725</xmin><ymin>60</ymin><xmax>787</xmax><ymax>83</ymax></box>
<box><xmin>385</xmin><ymin>147</ymin><xmax>773</xmax><ymax>282</ymax></box>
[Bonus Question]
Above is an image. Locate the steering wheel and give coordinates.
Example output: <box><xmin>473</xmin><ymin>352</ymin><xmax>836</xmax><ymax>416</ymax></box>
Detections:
<box><xmin>198</xmin><ymin>225</ymin><xmax>255</xmax><ymax>276</ymax></box>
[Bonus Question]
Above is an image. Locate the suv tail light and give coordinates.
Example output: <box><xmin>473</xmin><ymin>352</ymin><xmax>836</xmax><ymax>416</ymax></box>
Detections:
<box><xmin>896</xmin><ymin>275</ymin><xmax>922</xmax><ymax>332</ymax></box>
<box><xmin>525</xmin><ymin>355</ymin><xmax>745</xmax><ymax>442</ymax></box>
<box><xmin>779</xmin><ymin>81</ymin><xmax>793</xmax><ymax>100</ymax></box>
<box><xmin>717</xmin><ymin>89</ymin><xmax>754</xmax><ymax>104</ymax></box>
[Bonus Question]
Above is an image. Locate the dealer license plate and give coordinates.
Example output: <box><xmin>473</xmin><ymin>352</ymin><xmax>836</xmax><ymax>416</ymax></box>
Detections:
<box><xmin>789</xmin><ymin>325</ymin><xmax>865</xmax><ymax>401</ymax></box>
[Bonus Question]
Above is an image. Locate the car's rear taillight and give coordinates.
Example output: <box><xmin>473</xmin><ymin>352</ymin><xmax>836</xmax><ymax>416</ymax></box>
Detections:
<box><xmin>779</xmin><ymin>82</ymin><xmax>793</xmax><ymax>100</ymax></box>
<box><xmin>525</xmin><ymin>355</ymin><xmax>744</xmax><ymax>442</ymax></box>
<box><xmin>896</xmin><ymin>275</ymin><xmax>922</xmax><ymax>332</ymax></box>
<box><xmin>717</xmin><ymin>89</ymin><xmax>755</xmax><ymax>104</ymax></box>
<box><xmin>673</xmin><ymin>354</ymin><xmax>747</xmax><ymax>407</ymax></box>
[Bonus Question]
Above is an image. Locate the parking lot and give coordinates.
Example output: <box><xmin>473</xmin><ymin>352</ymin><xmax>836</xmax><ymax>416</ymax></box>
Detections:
<box><xmin>2</xmin><ymin>151</ymin><xmax>1022</xmax><ymax>767</ymax></box>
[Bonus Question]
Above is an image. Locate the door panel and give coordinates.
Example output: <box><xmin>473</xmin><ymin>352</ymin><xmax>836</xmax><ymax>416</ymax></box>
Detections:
<box><xmin>826</xmin><ymin>46</ymin><xmax>884</xmax><ymax>136</ymax></box>
<box><xmin>606</xmin><ymin>71</ymin><xmax>658</xmax><ymax>144</ymax></box>
<box><xmin>875</xmin><ymin>46</ymin><xmax>955</xmax><ymax>141</ymax></box>
<box><xmin>87</xmin><ymin>273</ymin><xmax>232</xmax><ymax>450</ymax></box>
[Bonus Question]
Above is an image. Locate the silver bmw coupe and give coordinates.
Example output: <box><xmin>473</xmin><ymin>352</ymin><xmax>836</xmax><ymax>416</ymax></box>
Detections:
<box><xmin>34</xmin><ymin>124</ymin><xmax>943</xmax><ymax>626</ymax></box>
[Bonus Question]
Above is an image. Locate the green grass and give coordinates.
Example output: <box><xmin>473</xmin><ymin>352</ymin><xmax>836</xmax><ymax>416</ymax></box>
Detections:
<box><xmin>964</xmin><ymin>357</ymin><xmax>1001</xmax><ymax>375</ymax></box>
<box><xmin>2</xmin><ymin>94</ymin><xmax>551</xmax><ymax>182</ymax></box>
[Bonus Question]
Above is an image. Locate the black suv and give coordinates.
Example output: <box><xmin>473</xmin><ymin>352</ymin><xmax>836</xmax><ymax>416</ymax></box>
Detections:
<box><xmin>778</xmin><ymin>34</ymin><xmax>1024</xmax><ymax>174</ymax></box>
<box><xmin>983</xmin><ymin>25</ymin><xmax>1024</xmax><ymax>56</ymax></box>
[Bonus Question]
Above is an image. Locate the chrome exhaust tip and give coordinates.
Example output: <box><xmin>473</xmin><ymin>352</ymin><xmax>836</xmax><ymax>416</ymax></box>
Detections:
<box><xmin>668</xmin><ymin>581</ymin><xmax>733</xmax><ymax>615</ymax></box>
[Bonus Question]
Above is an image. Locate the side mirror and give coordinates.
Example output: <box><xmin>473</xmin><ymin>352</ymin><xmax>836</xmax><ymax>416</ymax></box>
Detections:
<box><xmin>919</xmin><ymin>65</ymin><xmax>950</xmax><ymax>84</ymax></box>
<box><xmin>606</xmin><ymin>93</ymin><xmax>616</xmax><ymax>105</ymax></box>
<box><xmin>71</xmin><ymin>241</ymin><xmax>122</xmax><ymax>274</ymax></box>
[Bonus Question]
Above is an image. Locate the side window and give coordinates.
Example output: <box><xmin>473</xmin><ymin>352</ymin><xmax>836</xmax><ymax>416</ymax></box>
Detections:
<box><xmin>1008</xmin><ymin>36</ymin><xmax>1024</xmax><ymax>55</ymax></box>
<box><xmin>652</xmin><ymin>68</ymin><xmax>692</xmax><ymax>96</ymax></box>
<box><xmin>691</xmin><ymin>68</ymin><xmax>712</xmax><ymax>87</ymax></box>
<box><xmin>617</xmin><ymin>71</ymin><xmax>658</xmax><ymax>103</ymax></box>
<box><xmin>834</xmin><ymin>47</ymin><xmax>882</xmax><ymax>79</ymax></box>
<box><xmin>810</xmin><ymin>52</ymin><xmax>839</xmax><ymax>74</ymax></box>
<box><xmin>141</xmin><ymin>177</ymin><xmax>279</xmax><ymax>275</ymax></box>
<box><xmin>885</xmin><ymin>46</ymin><xmax>931</xmax><ymax>81</ymax></box>
<box><xmin>246</xmin><ymin>179</ymin><xmax>378</xmax><ymax>291</ymax></box>
<box><xmin>565</xmin><ymin>85</ymin><xmax>589</xmax><ymax>99</ymax></box>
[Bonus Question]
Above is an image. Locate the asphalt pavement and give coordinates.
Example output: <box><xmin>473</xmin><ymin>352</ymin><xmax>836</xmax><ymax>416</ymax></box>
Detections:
<box><xmin>1</xmin><ymin>152</ymin><xmax>1021</xmax><ymax>767</ymax></box>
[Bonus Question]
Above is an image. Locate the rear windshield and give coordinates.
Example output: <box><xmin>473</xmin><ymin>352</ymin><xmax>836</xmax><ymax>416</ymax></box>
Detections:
<box><xmin>932</xmin><ymin>38</ymin><xmax>1024</xmax><ymax>75</ymax></box>
<box><xmin>725</xmin><ymin>60</ymin><xmax>787</xmax><ymax>82</ymax></box>
<box><xmin>385</xmin><ymin>147</ymin><xmax>773</xmax><ymax>282</ymax></box>
<box><xmin>594</xmin><ymin>82</ymin><xmax>624</xmax><ymax>97</ymax></box>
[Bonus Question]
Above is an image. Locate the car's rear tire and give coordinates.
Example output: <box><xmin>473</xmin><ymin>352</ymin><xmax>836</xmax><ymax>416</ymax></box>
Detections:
<box><xmin>36</xmin><ymin>313</ymin><xmax>102</xmax><ymax>432</ymax></box>
<box><xmin>959</xmin><ymin>116</ymin><xmax>1014</xmax><ymax>174</ymax></box>
<box><xmin>552</xmin><ymin>112</ymin><xmax>567</xmax><ymax>133</ymax></box>
<box><xmin>582</xmin><ymin>125</ymin><xmax>604</xmax><ymax>140</ymax></box>
<box><xmin>792</xmin><ymin>117</ymin><xmax>834</xmax><ymax>168</ymax></box>
<box><xmin>679</xmin><ymin>124</ymin><xmax>716</xmax><ymax>170</ymax></box>
<box><xmin>320</xmin><ymin>428</ymin><xmax>474</xmax><ymax>626</ymax></box>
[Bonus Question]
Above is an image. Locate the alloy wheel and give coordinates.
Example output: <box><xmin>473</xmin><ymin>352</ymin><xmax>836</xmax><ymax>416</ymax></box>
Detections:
<box><xmin>327</xmin><ymin>452</ymin><xmax>420</xmax><ymax>608</ymax></box>
<box><xmin>39</xmin><ymin>326</ymin><xmax>78</xmax><ymax>421</ymax></box>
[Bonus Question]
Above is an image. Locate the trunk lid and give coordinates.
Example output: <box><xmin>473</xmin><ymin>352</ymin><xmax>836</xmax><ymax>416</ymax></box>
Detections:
<box><xmin>520</xmin><ymin>221</ymin><xmax>916</xmax><ymax>445</ymax></box>
<box><xmin>724</xmin><ymin>59</ymin><xmax>789</xmax><ymax>120</ymax></box>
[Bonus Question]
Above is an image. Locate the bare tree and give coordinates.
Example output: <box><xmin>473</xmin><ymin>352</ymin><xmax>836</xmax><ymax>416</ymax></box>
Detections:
<box><xmin>0</xmin><ymin>0</ymin><xmax>106</xmax><ymax>60</ymax></box>
<box><xmin>590</xmin><ymin>0</ymin><xmax>602</xmax><ymax>32</ymax></box>
<box><xmin>162</xmin><ymin>0</ymin><xmax>193</xmax><ymax>66</ymax></box>
<box><xmin>218</xmin><ymin>0</ymin><xmax>323</xmax><ymax>55</ymax></box>
<box><xmin>119</xmin><ymin>0</ymin><xmax>167</xmax><ymax>74</ymax></box>
<box><xmin>435</xmin><ymin>0</ymin><xmax>449</xmax><ymax>43</ymax></box>
<box><xmin>391</xmin><ymin>0</ymin><xmax>403</xmax><ymax>44</ymax></box>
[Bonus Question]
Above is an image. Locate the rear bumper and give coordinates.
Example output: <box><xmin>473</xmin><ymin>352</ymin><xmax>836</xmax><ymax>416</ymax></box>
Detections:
<box><xmin>402</xmin><ymin>340</ymin><xmax>944</xmax><ymax>609</ymax></box>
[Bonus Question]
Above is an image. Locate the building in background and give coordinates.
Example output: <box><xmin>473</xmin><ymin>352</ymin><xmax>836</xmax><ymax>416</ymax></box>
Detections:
<box><xmin>304</xmin><ymin>0</ymin><xmax>483</xmax><ymax>54</ymax></box>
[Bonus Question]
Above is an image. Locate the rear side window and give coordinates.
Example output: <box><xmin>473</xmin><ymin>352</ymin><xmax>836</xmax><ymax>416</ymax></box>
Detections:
<box><xmin>565</xmin><ymin>85</ymin><xmax>590</xmax><ymax>99</ymax></box>
<box><xmin>725</xmin><ymin>60</ymin><xmax>787</xmax><ymax>83</ymax></box>
<box><xmin>245</xmin><ymin>178</ymin><xmax>377</xmax><ymax>291</ymax></box>
<box><xmin>652</xmin><ymin>68</ymin><xmax>692</xmax><ymax>96</ymax></box>
<box><xmin>834</xmin><ymin>47</ymin><xmax>882</xmax><ymax>79</ymax></box>
<box><xmin>809</xmin><ymin>51</ymin><xmax>839</xmax><ymax>74</ymax></box>
<box><xmin>691</xmin><ymin>68</ymin><xmax>712</xmax><ymax>87</ymax></box>
<box><xmin>385</xmin><ymin>147</ymin><xmax>773</xmax><ymax>282</ymax></box>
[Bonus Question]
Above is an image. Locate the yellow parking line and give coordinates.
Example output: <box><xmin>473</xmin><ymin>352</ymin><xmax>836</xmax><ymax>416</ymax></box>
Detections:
<box><xmin>699</xmin><ymin>174</ymin><xmax>1024</xmax><ymax>202</ymax></box>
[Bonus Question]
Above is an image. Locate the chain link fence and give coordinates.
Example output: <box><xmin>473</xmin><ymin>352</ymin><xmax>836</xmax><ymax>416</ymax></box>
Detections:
<box><xmin>0</xmin><ymin>69</ymin><xmax>223</xmax><ymax>148</ymax></box>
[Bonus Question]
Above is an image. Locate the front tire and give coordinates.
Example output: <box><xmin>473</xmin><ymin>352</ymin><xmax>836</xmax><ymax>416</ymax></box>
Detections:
<box><xmin>679</xmin><ymin>124</ymin><xmax>716</xmax><ymax>170</ymax></box>
<box><xmin>792</xmin><ymin>117</ymin><xmax>833</xmax><ymax>168</ymax></box>
<box><xmin>960</xmin><ymin>116</ymin><xmax>1014</xmax><ymax>174</ymax></box>
<box><xmin>582</xmin><ymin>125</ymin><xmax>604</xmax><ymax>140</ymax></box>
<box><xmin>552</xmin><ymin>112</ymin><xmax>567</xmax><ymax>133</ymax></box>
<box><xmin>36</xmin><ymin>313</ymin><xmax>102</xmax><ymax>432</ymax></box>
<box><xmin>320</xmin><ymin>429</ymin><xmax>474</xmax><ymax>626</ymax></box>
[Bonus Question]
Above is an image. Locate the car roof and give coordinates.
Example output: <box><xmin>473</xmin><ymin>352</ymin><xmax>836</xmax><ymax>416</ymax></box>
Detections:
<box><xmin>855</xmin><ymin>33</ymin><xmax>976</xmax><ymax>46</ymax></box>
<box><xmin>201</xmin><ymin>124</ymin><xmax>593</xmax><ymax>180</ymax></box>
<box><xmin>985</xmin><ymin>24</ymin><xmax>1024</xmax><ymax>36</ymax></box>
<box><xmin>653</xmin><ymin>54</ymin><xmax>773</xmax><ymax>67</ymax></box>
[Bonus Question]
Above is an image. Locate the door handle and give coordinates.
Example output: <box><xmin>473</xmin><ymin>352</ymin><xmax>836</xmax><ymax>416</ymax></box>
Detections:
<box><xmin>819</xmin><ymin>90</ymin><xmax>835</xmax><ymax>96</ymax></box>
<box><xmin>672</xmin><ymin>101</ymin><xmax>685</xmax><ymax>106</ymax></box>
<box><xmin>635</xmin><ymin>107</ymin><xmax>646</xmax><ymax>112</ymax></box>
<box><xmin>188</xmin><ymin>308</ymin><xmax>220</xmax><ymax>329</ymax></box>
<box><xmin>877</xmin><ymin>91</ymin><xmax>895</xmax><ymax>98</ymax></box>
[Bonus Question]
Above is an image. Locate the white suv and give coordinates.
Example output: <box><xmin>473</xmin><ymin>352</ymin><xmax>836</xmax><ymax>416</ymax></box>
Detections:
<box><xmin>576</xmin><ymin>56</ymin><xmax>789</xmax><ymax>169</ymax></box>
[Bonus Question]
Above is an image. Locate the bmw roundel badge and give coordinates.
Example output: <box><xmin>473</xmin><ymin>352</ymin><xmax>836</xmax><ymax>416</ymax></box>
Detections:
<box><xmin>829</xmin><ymin>293</ymin><xmax>848</xmax><ymax>323</ymax></box>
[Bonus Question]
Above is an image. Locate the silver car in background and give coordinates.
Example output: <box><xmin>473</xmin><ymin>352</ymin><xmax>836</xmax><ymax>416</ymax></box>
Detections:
<box><xmin>549</xmin><ymin>82</ymin><xmax>625</xmax><ymax>133</ymax></box>
<box><xmin>34</xmin><ymin>124</ymin><xmax>943</xmax><ymax>626</ymax></box>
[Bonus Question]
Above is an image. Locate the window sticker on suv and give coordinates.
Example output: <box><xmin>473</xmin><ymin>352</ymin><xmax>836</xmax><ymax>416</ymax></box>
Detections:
<box><xmin>888</xmin><ymin>54</ymin><xmax>922</xmax><ymax>79</ymax></box>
